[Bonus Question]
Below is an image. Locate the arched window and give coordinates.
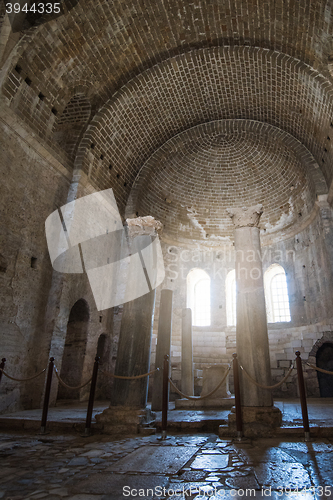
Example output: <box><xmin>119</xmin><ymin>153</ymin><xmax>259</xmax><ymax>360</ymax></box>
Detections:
<box><xmin>187</xmin><ymin>268</ymin><xmax>211</xmax><ymax>326</ymax></box>
<box><xmin>226</xmin><ymin>269</ymin><xmax>236</xmax><ymax>326</ymax></box>
<box><xmin>264</xmin><ymin>264</ymin><xmax>291</xmax><ymax>323</ymax></box>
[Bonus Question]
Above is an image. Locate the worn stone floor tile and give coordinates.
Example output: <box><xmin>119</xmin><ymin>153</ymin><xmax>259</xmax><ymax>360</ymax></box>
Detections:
<box><xmin>178</xmin><ymin>471</ymin><xmax>207</xmax><ymax>481</ymax></box>
<box><xmin>254</xmin><ymin>462</ymin><xmax>312</xmax><ymax>489</ymax></box>
<box><xmin>202</xmin><ymin>449</ymin><xmax>222</xmax><ymax>454</ymax></box>
<box><xmin>107</xmin><ymin>445</ymin><xmax>199</xmax><ymax>474</ymax></box>
<box><xmin>80</xmin><ymin>450</ymin><xmax>104</xmax><ymax>458</ymax></box>
<box><xmin>168</xmin><ymin>482</ymin><xmax>208</xmax><ymax>494</ymax></box>
<box><xmin>72</xmin><ymin>473</ymin><xmax>169</xmax><ymax>496</ymax></box>
<box><xmin>48</xmin><ymin>488</ymin><xmax>69</xmax><ymax>496</ymax></box>
<box><xmin>67</xmin><ymin>458</ymin><xmax>90</xmax><ymax>467</ymax></box>
<box><xmin>309</xmin><ymin>455</ymin><xmax>333</xmax><ymax>485</ymax></box>
<box><xmin>190</xmin><ymin>454</ymin><xmax>229</xmax><ymax>470</ymax></box>
<box><xmin>67</xmin><ymin>495</ymin><xmax>105</xmax><ymax>500</ymax></box>
<box><xmin>225</xmin><ymin>474</ymin><xmax>260</xmax><ymax>490</ymax></box>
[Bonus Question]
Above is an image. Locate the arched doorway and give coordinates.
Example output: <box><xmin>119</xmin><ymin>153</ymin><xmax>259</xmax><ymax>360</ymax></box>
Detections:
<box><xmin>57</xmin><ymin>299</ymin><xmax>89</xmax><ymax>400</ymax></box>
<box><xmin>316</xmin><ymin>342</ymin><xmax>333</xmax><ymax>398</ymax></box>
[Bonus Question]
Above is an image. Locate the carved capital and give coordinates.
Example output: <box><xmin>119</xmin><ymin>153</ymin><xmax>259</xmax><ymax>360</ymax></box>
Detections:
<box><xmin>126</xmin><ymin>215</ymin><xmax>163</xmax><ymax>238</ymax></box>
<box><xmin>227</xmin><ymin>204</ymin><xmax>263</xmax><ymax>228</ymax></box>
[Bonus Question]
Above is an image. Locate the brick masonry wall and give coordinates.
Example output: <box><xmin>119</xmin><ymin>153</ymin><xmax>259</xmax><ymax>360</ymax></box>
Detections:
<box><xmin>127</xmin><ymin>119</ymin><xmax>323</xmax><ymax>242</ymax></box>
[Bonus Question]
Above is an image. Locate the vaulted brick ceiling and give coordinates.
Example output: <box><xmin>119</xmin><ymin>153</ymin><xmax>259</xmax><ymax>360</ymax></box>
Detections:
<box><xmin>2</xmin><ymin>0</ymin><xmax>333</xmax><ymax>240</ymax></box>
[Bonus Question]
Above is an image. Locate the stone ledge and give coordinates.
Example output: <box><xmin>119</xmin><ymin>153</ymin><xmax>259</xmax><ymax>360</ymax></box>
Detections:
<box><xmin>175</xmin><ymin>397</ymin><xmax>235</xmax><ymax>409</ymax></box>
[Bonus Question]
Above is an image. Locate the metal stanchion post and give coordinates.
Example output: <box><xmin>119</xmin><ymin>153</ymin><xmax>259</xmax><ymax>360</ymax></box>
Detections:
<box><xmin>233</xmin><ymin>353</ymin><xmax>243</xmax><ymax>441</ymax></box>
<box><xmin>161</xmin><ymin>354</ymin><xmax>169</xmax><ymax>440</ymax></box>
<box><xmin>295</xmin><ymin>351</ymin><xmax>310</xmax><ymax>441</ymax></box>
<box><xmin>0</xmin><ymin>358</ymin><xmax>6</xmax><ymax>386</ymax></box>
<box><xmin>40</xmin><ymin>357</ymin><xmax>54</xmax><ymax>434</ymax></box>
<box><xmin>84</xmin><ymin>356</ymin><xmax>100</xmax><ymax>436</ymax></box>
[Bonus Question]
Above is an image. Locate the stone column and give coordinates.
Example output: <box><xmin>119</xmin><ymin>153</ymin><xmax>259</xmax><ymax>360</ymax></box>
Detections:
<box><xmin>96</xmin><ymin>216</ymin><xmax>163</xmax><ymax>433</ymax></box>
<box><xmin>181</xmin><ymin>308</ymin><xmax>194</xmax><ymax>396</ymax></box>
<box><xmin>151</xmin><ymin>289</ymin><xmax>173</xmax><ymax>411</ymax></box>
<box><xmin>222</xmin><ymin>204</ymin><xmax>281</xmax><ymax>437</ymax></box>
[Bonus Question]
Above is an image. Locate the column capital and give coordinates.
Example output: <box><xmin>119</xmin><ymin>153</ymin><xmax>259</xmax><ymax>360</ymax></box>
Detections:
<box><xmin>126</xmin><ymin>215</ymin><xmax>163</xmax><ymax>238</ymax></box>
<box><xmin>227</xmin><ymin>204</ymin><xmax>263</xmax><ymax>228</ymax></box>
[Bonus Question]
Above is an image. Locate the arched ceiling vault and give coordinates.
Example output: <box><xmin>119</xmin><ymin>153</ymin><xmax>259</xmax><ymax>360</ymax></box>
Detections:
<box><xmin>3</xmin><ymin>0</ymin><xmax>333</xmax><ymax>111</ymax></box>
<box><xmin>75</xmin><ymin>47</ymin><xmax>330</xmax><ymax>215</ymax></box>
<box><xmin>126</xmin><ymin>120</ymin><xmax>321</xmax><ymax>242</ymax></box>
<box><xmin>1</xmin><ymin>0</ymin><xmax>333</xmax><ymax>241</ymax></box>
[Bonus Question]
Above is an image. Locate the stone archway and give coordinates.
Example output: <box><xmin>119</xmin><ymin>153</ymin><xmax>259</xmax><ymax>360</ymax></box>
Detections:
<box><xmin>316</xmin><ymin>342</ymin><xmax>333</xmax><ymax>398</ymax></box>
<box><xmin>57</xmin><ymin>299</ymin><xmax>89</xmax><ymax>400</ymax></box>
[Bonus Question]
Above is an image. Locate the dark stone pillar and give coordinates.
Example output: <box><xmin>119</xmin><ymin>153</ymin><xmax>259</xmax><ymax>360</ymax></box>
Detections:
<box><xmin>96</xmin><ymin>216</ymin><xmax>163</xmax><ymax>433</ymax></box>
<box><xmin>111</xmin><ymin>290</ymin><xmax>156</xmax><ymax>408</ymax></box>
<box><xmin>151</xmin><ymin>289</ymin><xmax>173</xmax><ymax>411</ymax></box>
<box><xmin>181</xmin><ymin>308</ymin><xmax>194</xmax><ymax>396</ymax></box>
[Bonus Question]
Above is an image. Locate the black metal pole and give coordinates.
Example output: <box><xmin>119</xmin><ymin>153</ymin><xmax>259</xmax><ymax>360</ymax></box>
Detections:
<box><xmin>0</xmin><ymin>358</ymin><xmax>6</xmax><ymax>386</ymax></box>
<box><xmin>295</xmin><ymin>351</ymin><xmax>310</xmax><ymax>441</ymax></box>
<box><xmin>233</xmin><ymin>353</ymin><xmax>243</xmax><ymax>440</ymax></box>
<box><xmin>161</xmin><ymin>354</ymin><xmax>169</xmax><ymax>440</ymax></box>
<box><xmin>40</xmin><ymin>357</ymin><xmax>54</xmax><ymax>434</ymax></box>
<box><xmin>84</xmin><ymin>356</ymin><xmax>100</xmax><ymax>436</ymax></box>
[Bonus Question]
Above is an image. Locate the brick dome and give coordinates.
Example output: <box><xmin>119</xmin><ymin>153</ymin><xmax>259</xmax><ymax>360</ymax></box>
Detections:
<box><xmin>127</xmin><ymin>120</ymin><xmax>318</xmax><ymax>242</ymax></box>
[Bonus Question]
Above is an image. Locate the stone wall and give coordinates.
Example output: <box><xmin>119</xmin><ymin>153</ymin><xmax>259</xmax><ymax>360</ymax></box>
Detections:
<box><xmin>0</xmin><ymin>107</ymin><xmax>71</xmax><ymax>413</ymax></box>
<box><xmin>0</xmin><ymin>108</ymin><xmax>117</xmax><ymax>413</ymax></box>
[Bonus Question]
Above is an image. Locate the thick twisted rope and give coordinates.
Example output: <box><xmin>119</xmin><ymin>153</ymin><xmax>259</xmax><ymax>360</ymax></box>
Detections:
<box><xmin>0</xmin><ymin>367</ymin><xmax>47</xmax><ymax>382</ymax></box>
<box><xmin>168</xmin><ymin>365</ymin><xmax>231</xmax><ymax>400</ymax></box>
<box><xmin>305</xmin><ymin>362</ymin><xmax>333</xmax><ymax>376</ymax></box>
<box><xmin>101</xmin><ymin>368</ymin><xmax>159</xmax><ymax>380</ymax></box>
<box><xmin>239</xmin><ymin>363</ymin><xmax>294</xmax><ymax>390</ymax></box>
<box><xmin>54</xmin><ymin>367</ymin><xmax>92</xmax><ymax>390</ymax></box>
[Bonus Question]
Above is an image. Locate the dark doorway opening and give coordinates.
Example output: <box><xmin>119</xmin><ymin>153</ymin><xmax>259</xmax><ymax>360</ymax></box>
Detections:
<box><xmin>57</xmin><ymin>299</ymin><xmax>89</xmax><ymax>400</ymax></box>
<box><xmin>316</xmin><ymin>342</ymin><xmax>333</xmax><ymax>398</ymax></box>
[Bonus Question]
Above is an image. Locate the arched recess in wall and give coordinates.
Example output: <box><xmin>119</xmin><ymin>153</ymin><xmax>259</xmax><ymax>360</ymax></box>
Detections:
<box><xmin>316</xmin><ymin>342</ymin><xmax>333</xmax><ymax>398</ymax></box>
<box><xmin>57</xmin><ymin>299</ymin><xmax>89</xmax><ymax>401</ymax></box>
<box><xmin>53</xmin><ymin>94</ymin><xmax>91</xmax><ymax>161</ymax></box>
<box><xmin>264</xmin><ymin>264</ymin><xmax>291</xmax><ymax>323</ymax></box>
<box><xmin>226</xmin><ymin>270</ymin><xmax>236</xmax><ymax>327</ymax></box>
<box><xmin>187</xmin><ymin>268</ymin><xmax>211</xmax><ymax>327</ymax></box>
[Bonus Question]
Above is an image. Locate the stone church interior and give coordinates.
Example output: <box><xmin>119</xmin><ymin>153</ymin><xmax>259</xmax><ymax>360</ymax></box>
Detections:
<box><xmin>1</xmin><ymin>0</ymin><xmax>333</xmax><ymax>498</ymax></box>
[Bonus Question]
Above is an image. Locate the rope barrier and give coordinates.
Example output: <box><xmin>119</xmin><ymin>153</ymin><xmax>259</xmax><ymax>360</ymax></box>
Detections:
<box><xmin>305</xmin><ymin>362</ymin><xmax>333</xmax><ymax>376</ymax></box>
<box><xmin>0</xmin><ymin>367</ymin><xmax>47</xmax><ymax>382</ymax></box>
<box><xmin>168</xmin><ymin>365</ymin><xmax>231</xmax><ymax>400</ymax></box>
<box><xmin>54</xmin><ymin>366</ymin><xmax>92</xmax><ymax>390</ymax></box>
<box><xmin>101</xmin><ymin>368</ymin><xmax>159</xmax><ymax>380</ymax></box>
<box><xmin>239</xmin><ymin>363</ymin><xmax>294</xmax><ymax>390</ymax></box>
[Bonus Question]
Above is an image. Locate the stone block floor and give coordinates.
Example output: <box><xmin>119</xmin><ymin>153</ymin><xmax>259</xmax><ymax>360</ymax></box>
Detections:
<box><xmin>0</xmin><ymin>399</ymin><xmax>333</xmax><ymax>499</ymax></box>
<box><xmin>0</xmin><ymin>431</ymin><xmax>333</xmax><ymax>499</ymax></box>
